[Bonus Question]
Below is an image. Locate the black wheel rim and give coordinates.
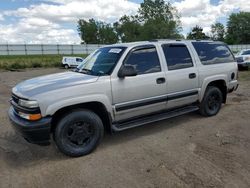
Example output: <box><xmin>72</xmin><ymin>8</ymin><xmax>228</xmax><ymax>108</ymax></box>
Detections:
<box><xmin>65</xmin><ymin>121</ymin><xmax>95</xmax><ymax>146</ymax></box>
<box><xmin>207</xmin><ymin>93</ymin><xmax>220</xmax><ymax>112</ymax></box>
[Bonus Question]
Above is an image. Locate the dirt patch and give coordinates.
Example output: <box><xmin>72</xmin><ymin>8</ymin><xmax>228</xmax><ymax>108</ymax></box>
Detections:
<box><xmin>0</xmin><ymin>69</ymin><xmax>250</xmax><ymax>188</ymax></box>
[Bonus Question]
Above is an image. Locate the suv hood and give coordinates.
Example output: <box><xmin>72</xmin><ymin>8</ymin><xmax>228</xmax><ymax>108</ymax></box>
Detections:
<box><xmin>13</xmin><ymin>71</ymin><xmax>99</xmax><ymax>98</ymax></box>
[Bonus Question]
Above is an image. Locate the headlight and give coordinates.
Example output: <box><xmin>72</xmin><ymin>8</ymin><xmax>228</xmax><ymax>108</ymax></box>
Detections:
<box><xmin>18</xmin><ymin>111</ymin><xmax>42</xmax><ymax>121</ymax></box>
<box><xmin>18</xmin><ymin>99</ymin><xmax>39</xmax><ymax>108</ymax></box>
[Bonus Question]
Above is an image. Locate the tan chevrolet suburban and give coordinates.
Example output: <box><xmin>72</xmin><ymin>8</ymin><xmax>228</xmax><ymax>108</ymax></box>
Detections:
<box><xmin>8</xmin><ymin>40</ymin><xmax>238</xmax><ymax>157</ymax></box>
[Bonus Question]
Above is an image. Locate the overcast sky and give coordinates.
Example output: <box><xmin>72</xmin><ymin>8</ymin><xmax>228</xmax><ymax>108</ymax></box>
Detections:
<box><xmin>0</xmin><ymin>0</ymin><xmax>249</xmax><ymax>44</ymax></box>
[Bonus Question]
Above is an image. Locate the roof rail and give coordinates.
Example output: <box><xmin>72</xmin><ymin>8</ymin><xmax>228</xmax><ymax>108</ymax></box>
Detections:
<box><xmin>195</xmin><ymin>39</ymin><xmax>214</xmax><ymax>42</ymax></box>
<box><xmin>149</xmin><ymin>39</ymin><xmax>182</xmax><ymax>42</ymax></box>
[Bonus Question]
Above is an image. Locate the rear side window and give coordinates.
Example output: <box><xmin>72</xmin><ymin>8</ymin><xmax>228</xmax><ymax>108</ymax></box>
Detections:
<box><xmin>192</xmin><ymin>42</ymin><xmax>234</xmax><ymax>65</ymax></box>
<box><xmin>162</xmin><ymin>44</ymin><xmax>193</xmax><ymax>70</ymax></box>
<box><xmin>124</xmin><ymin>46</ymin><xmax>161</xmax><ymax>75</ymax></box>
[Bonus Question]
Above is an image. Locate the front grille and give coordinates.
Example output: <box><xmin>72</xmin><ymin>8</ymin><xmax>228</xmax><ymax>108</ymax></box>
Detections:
<box><xmin>236</xmin><ymin>57</ymin><xmax>244</xmax><ymax>63</ymax></box>
<box><xmin>10</xmin><ymin>93</ymin><xmax>41</xmax><ymax>114</ymax></box>
<box><xmin>12</xmin><ymin>93</ymin><xmax>19</xmax><ymax>104</ymax></box>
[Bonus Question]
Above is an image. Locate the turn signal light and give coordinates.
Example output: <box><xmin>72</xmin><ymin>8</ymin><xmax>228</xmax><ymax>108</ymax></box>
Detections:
<box><xmin>19</xmin><ymin>112</ymin><xmax>42</xmax><ymax>121</ymax></box>
<box><xmin>29</xmin><ymin>114</ymin><xmax>42</xmax><ymax>121</ymax></box>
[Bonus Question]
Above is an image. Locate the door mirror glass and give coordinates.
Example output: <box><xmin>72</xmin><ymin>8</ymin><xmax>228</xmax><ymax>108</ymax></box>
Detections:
<box><xmin>118</xmin><ymin>65</ymin><xmax>137</xmax><ymax>78</ymax></box>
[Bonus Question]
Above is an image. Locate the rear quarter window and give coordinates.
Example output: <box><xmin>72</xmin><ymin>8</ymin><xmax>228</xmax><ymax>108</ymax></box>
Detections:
<box><xmin>192</xmin><ymin>42</ymin><xmax>235</xmax><ymax>65</ymax></box>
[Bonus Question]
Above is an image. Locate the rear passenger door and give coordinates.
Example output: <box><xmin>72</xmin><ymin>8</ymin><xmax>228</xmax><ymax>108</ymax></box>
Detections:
<box><xmin>161</xmin><ymin>43</ymin><xmax>199</xmax><ymax>109</ymax></box>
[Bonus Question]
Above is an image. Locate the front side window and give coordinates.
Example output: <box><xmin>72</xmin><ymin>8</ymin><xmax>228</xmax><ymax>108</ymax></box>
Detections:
<box><xmin>162</xmin><ymin>44</ymin><xmax>193</xmax><ymax>70</ymax></box>
<box><xmin>76</xmin><ymin>46</ymin><xmax>126</xmax><ymax>76</ymax></box>
<box><xmin>192</xmin><ymin>42</ymin><xmax>234</xmax><ymax>65</ymax></box>
<box><xmin>124</xmin><ymin>46</ymin><xmax>161</xmax><ymax>75</ymax></box>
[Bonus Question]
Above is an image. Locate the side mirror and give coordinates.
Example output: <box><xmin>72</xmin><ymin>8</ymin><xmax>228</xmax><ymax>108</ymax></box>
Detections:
<box><xmin>118</xmin><ymin>65</ymin><xmax>137</xmax><ymax>78</ymax></box>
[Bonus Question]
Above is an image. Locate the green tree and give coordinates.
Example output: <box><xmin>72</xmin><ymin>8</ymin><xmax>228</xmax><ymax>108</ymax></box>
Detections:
<box><xmin>98</xmin><ymin>22</ymin><xmax>118</xmax><ymax>44</ymax></box>
<box><xmin>138</xmin><ymin>0</ymin><xmax>182</xmax><ymax>40</ymax></box>
<box><xmin>187</xmin><ymin>25</ymin><xmax>209</xmax><ymax>40</ymax></box>
<box><xmin>226</xmin><ymin>12</ymin><xmax>250</xmax><ymax>44</ymax></box>
<box><xmin>77</xmin><ymin>19</ymin><xmax>99</xmax><ymax>44</ymax></box>
<box><xmin>78</xmin><ymin>19</ymin><xmax>118</xmax><ymax>44</ymax></box>
<box><xmin>211</xmin><ymin>22</ymin><xmax>225</xmax><ymax>41</ymax></box>
<box><xmin>113</xmin><ymin>15</ymin><xmax>142</xmax><ymax>42</ymax></box>
<box><xmin>78</xmin><ymin>0</ymin><xmax>182</xmax><ymax>43</ymax></box>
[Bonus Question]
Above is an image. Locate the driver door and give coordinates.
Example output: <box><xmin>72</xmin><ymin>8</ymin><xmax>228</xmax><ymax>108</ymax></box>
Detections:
<box><xmin>111</xmin><ymin>45</ymin><xmax>167</xmax><ymax>122</ymax></box>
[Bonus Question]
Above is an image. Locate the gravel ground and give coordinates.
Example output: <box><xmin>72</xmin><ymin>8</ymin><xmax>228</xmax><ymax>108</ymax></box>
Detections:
<box><xmin>0</xmin><ymin>68</ymin><xmax>250</xmax><ymax>188</ymax></box>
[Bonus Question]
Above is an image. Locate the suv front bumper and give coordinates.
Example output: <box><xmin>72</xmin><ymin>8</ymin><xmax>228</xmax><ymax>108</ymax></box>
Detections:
<box><xmin>228</xmin><ymin>80</ymin><xmax>239</xmax><ymax>93</ymax></box>
<box><xmin>8</xmin><ymin>106</ymin><xmax>51</xmax><ymax>145</ymax></box>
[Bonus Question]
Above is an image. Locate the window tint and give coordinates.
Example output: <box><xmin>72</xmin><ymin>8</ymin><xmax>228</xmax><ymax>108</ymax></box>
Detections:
<box><xmin>162</xmin><ymin>44</ymin><xmax>193</xmax><ymax>70</ymax></box>
<box><xmin>192</xmin><ymin>42</ymin><xmax>234</xmax><ymax>65</ymax></box>
<box><xmin>242</xmin><ymin>50</ymin><xmax>250</xmax><ymax>55</ymax></box>
<box><xmin>124</xmin><ymin>46</ymin><xmax>161</xmax><ymax>75</ymax></box>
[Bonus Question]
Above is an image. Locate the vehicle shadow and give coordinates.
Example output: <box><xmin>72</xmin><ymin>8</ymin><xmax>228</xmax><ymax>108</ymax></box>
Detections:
<box><xmin>1</xmin><ymin>112</ymin><xmax>202</xmax><ymax>168</ymax></box>
<box><xmin>100</xmin><ymin>112</ymin><xmax>201</xmax><ymax>149</ymax></box>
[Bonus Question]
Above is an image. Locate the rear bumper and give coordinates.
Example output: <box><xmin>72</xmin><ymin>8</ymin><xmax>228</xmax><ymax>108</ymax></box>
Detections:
<box><xmin>8</xmin><ymin>106</ymin><xmax>51</xmax><ymax>145</ymax></box>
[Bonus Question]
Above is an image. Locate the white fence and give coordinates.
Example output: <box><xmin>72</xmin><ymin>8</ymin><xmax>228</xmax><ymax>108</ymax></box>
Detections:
<box><xmin>228</xmin><ymin>44</ymin><xmax>250</xmax><ymax>53</ymax></box>
<box><xmin>0</xmin><ymin>44</ymin><xmax>249</xmax><ymax>56</ymax></box>
<box><xmin>0</xmin><ymin>44</ymin><xmax>105</xmax><ymax>55</ymax></box>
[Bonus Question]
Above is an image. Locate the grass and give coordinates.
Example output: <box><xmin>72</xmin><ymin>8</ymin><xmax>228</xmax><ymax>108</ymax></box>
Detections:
<box><xmin>238</xmin><ymin>70</ymin><xmax>250</xmax><ymax>81</ymax></box>
<box><xmin>0</xmin><ymin>54</ymin><xmax>88</xmax><ymax>70</ymax></box>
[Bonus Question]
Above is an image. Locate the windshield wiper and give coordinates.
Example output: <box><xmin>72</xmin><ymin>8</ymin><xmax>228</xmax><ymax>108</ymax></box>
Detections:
<box><xmin>96</xmin><ymin>72</ymin><xmax>109</xmax><ymax>76</ymax></box>
<box><xmin>72</xmin><ymin>67</ymin><xmax>80</xmax><ymax>72</ymax></box>
<box><xmin>79</xmin><ymin>68</ymin><xmax>93</xmax><ymax>75</ymax></box>
<box><xmin>78</xmin><ymin>68</ymin><xmax>109</xmax><ymax>76</ymax></box>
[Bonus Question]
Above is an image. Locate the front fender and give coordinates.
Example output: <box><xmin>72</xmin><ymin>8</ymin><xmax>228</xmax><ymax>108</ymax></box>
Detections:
<box><xmin>44</xmin><ymin>94</ymin><xmax>113</xmax><ymax>118</ymax></box>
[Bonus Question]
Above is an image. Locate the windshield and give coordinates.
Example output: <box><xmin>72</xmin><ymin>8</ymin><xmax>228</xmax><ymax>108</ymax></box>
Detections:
<box><xmin>76</xmin><ymin>46</ymin><xmax>126</xmax><ymax>76</ymax></box>
<box><xmin>236</xmin><ymin>51</ymin><xmax>243</xmax><ymax>56</ymax></box>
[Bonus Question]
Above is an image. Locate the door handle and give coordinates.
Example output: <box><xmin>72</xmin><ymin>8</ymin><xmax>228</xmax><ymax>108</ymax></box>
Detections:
<box><xmin>156</xmin><ymin>77</ymin><xmax>166</xmax><ymax>84</ymax></box>
<box><xmin>189</xmin><ymin>73</ymin><xmax>196</xmax><ymax>79</ymax></box>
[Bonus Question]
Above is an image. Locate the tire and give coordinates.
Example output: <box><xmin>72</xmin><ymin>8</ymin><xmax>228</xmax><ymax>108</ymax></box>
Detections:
<box><xmin>64</xmin><ymin>64</ymin><xmax>69</xmax><ymax>69</ymax></box>
<box><xmin>54</xmin><ymin>109</ymin><xmax>104</xmax><ymax>157</ymax></box>
<box><xmin>199</xmin><ymin>86</ymin><xmax>223</xmax><ymax>117</ymax></box>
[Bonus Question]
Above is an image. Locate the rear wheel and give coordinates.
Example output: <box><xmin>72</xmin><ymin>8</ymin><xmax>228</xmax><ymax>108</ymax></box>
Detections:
<box><xmin>199</xmin><ymin>86</ymin><xmax>223</xmax><ymax>117</ymax></box>
<box><xmin>54</xmin><ymin>109</ymin><xmax>104</xmax><ymax>157</ymax></box>
<box><xmin>64</xmin><ymin>64</ymin><xmax>69</xmax><ymax>69</ymax></box>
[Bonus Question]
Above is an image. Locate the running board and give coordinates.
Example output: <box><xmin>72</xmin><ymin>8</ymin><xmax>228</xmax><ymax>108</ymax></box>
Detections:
<box><xmin>111</xmin><ymin>105</ymin><xmax>199</xmax><ymax>132</ymax></box>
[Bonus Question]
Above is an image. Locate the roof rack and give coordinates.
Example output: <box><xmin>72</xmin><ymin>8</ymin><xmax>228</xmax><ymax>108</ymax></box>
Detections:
<box><xmin>148</xmin><ymin>39</ymin><xmax>181</xmax><ymax>42</ymax></box>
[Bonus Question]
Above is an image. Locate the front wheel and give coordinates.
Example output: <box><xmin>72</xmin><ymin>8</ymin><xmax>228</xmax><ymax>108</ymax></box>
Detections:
<box><xmin>199</xmin><ymin>86</ymin><xmax>223</xmax><ymax>117</ymax></box>
<box><xmin>64</xmin><ymin>64</ymin><xmax>69</xmax><ymax>69</ymax></box>
<box><xmin>54</xmin><ymin>109</ymin><xmax>104</xmax><ymax>157</ymax></box>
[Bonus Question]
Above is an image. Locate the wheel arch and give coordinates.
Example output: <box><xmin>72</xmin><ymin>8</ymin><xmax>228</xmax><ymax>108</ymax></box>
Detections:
<box><xmin>64</xmin><ymin>64</ymin><xmax>69</xmax><ymax>68</ymax></box>
<box><xmin>50</xmin><ymin>101</ymin><xmax>113</xmax><ymax>134</ymax></box>
<box><xmin>200</xmin><ymin>78</ymin><xmax>227</xmax><ymax>103</ymax></box>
